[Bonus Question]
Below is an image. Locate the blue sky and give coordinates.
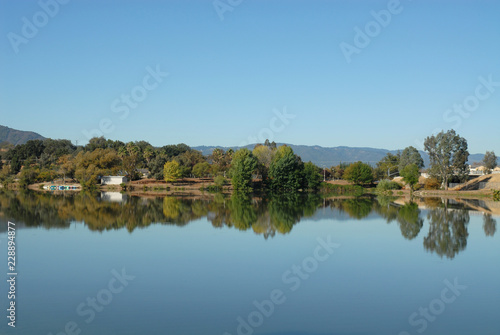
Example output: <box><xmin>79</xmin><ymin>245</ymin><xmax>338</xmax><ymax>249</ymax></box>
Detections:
<box><xmin>0</xmin><ymin>0</ymin><xmax>499</xmax><ymax>154</ymax></box>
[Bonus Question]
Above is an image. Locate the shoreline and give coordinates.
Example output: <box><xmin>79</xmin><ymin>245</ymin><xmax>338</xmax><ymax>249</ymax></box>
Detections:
<box><xmin>14</xmin><ymin>178</ymin><xmax>497</xmax><ymax>201</ymax></box>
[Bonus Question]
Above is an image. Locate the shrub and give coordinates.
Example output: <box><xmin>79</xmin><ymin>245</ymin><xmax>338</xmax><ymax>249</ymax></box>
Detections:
<box><xmin>424</xmin><ymin>177</ymin><xmax>441</xmax><ymax>190</ymax></box>
<box><xmin>36</xmin><ymin>168</ymin><xmax>58</xmax><ymax>182</ymax></box>
<box><xmin>19</xmin><ymin>167</ymin><xmax>38</xmax><ymax>188</ymax></box>
<box><xmin>192</xmin><ymin>162</ymin><xmax>211</xmax><ymax>178</ymax></box>
<box><xmin>320</xmin><ymin>183</ymin><xmax>364</xmax><ymax>196</ymax></box>
<box><xmin>376</xmin><ymin>179</ymin><xmax>402</xmax><ymax>192</ymax></box>
<box><xmin>214</xmin><ymin>175</ymin><xmax>226</xmax><ymax>188</ymax></box>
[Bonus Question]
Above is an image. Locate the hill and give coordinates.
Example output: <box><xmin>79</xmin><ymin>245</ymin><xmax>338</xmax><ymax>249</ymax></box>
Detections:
<box><xmin>0</xmin><ymin>125</ymin><xmax>486</xmax><ymax>167</ymax></box>
<box><xmin>193</xmin><ymin>143</ymin><xmax>485</xmax><ymax>168</ymax></box>
<box><xmin>0</xmin><ymin>125</ymin><xmax>45</xmax><ymax>145</ymax></box>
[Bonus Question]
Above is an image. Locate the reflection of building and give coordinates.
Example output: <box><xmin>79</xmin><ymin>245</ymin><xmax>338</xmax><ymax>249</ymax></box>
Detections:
<box><xmin>100</xmin><ymin>192</ymin><xmax>127</xmax><ymax>203</ymax></box>
<box><xmin>101</xmin><ymin>176</ymin><xmax>127</xmax><ymax>185</ymax></box>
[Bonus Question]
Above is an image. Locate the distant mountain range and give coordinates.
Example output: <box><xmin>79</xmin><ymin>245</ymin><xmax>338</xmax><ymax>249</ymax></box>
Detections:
<box><xmin>0</xmin><ymin>125</ymin><xmax>45</xmax><ymax>145</ymax></box>
<box><xmin>0</xmin><ymin>124</ymin><xmax>485</xmax><ymax>167</ymax></box>
<box><xmin>193</xmin><ymin>144</ymin><xmax>485</xmax><ymax>168</ymax></box>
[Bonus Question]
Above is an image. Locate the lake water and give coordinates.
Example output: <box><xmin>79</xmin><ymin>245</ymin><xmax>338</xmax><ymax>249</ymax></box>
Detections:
<box><xmin>0</xmin><ymin>191</ymin><xmax>498</xmax><ymax>335</ymax></box>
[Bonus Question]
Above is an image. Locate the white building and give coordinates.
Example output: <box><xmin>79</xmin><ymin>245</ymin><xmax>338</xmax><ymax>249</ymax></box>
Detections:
<box><xmin>469</xmin><ymin>165</ymin><xmax>486</xmax><ymax>175</ymax></box>
<box><xmin>101</xmin><ymin>176</ymin><xmax>128</xmax><ymax>185</ymax></box>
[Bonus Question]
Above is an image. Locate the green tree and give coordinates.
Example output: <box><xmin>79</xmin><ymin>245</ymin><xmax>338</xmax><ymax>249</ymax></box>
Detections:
<box><xmin>160</xmin><ymin>143</ymin><xmax>190</xmax><ymax>158</ymax></box>
<box><xmin>401</xmin><ymin>163</ymin><xmax>420</xmax><ymax>193</ymax></box>
<box><xmin>19</xmin><ymin>167</ymin><xmax>38</xmax><ymax>187</ymax></box>
<box><xmin>253</xmin><ymin>144</ymin><xmax>275</xmax><ymax>168</ymax></box>
<box><xmin>229</xmin><ymin>148</ymin><xmax>257</xmax><ymax>191</ymax></box>
<box><xmin>0</xmin><ymin>165</ymin><xmax>13</xmax><ymax>188</ymax></box>
<box><xmin>192</xmin><ymin>162</ymin><xmax>211</xmax><ymax>178</ymax></box>
<box><xmin>143</xmin><ymin>147</ymin><xmax>155</xmax><ymax>164</ymax></box>
<box><xmin>343</xmin><ymin>161</ymin><xmax>373</xmax><ymax>185</ymax></box>
<box><xmin>164</xmin><ymin>160</ymin><xmax>182</xmax><ymax>183</ymax></box>
<box><xmin>74</xmin><ymin>148</ymin><xmax>121</xmax><ymax>188</ymax></box>
<box><xmin>5</xmin><ymin>139</ymin><xmax>46</xmax><ymax>173</ymax></box>
<box><xmin>331</xmin><ymin>162</ymin><xmax>349</xmax><ymax>180</ymax></box>
<box><xmin>264</xmin><ymin>139</ymin><xmax>277</xmax><ymax>149</ymax></box>
<box><xmin>149</xmin><ymin>155</ymin><xmax>168</xmax><ymax>180</ymax></box>
<box><xmin>122</xmin><ymin>155</ymin><xmax>140</xmax><ymax>180</ymax></box>
<box><xmin>253</xmin><ymin>144</ymin><xmax>275</xmax><ymax>179</ymax></box>
<box><xmin>303</xmin><ymin>162</ymin><xmax>322</xmax><ymax>190</ymax></box>
<box><xmin>375</xmin><ymin>152</ymin><xmax>399</xmax><ymax>180</ymax></box>
<box><xmin>482</xmin><ymin>151</ymin><xmax>497</xmax><ymax>174</ymax></box>
<box><xmin>424</xmin><ymin>129</ymin><xmax>469</xmax><ymax>190</ymax></box>
<box><xmin>107</xmin><ymin>139</ymin><xmax>126</xmax><ymax>151</ymax></box>
<box><xmin>210</xmin><ymin>148</ymin><xmax>233</xmax><ymax>176</ymax></box>
<box><xmin>85</xmin><ymin>137</ymin><xmax>108</xmax><ymax>151</ymax></box>
<box><xmin>399</xmin><ymin>146</ymin><xmax>424</xmax><ymax>173</ymax></box>
<box><xmin>43</xmin><ymin>139</ymin><xmax>76</xmax><ymax>158</ymax></box>
<box><xmin>58</xmin><ymin>154</ymin><xmax>75</xmax><ymax>182</ymax></box>
<box><xmin>268</xmin><ymin>146</ymin><xmax>304</xmax><ymax>191</ymax></box>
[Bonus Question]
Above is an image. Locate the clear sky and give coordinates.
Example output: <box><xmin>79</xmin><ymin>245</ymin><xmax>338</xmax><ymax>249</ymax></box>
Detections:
<box><xmin>0</xmin><ymin>0</ymin><xmax>499</xmax><ymax>154</ymax></box>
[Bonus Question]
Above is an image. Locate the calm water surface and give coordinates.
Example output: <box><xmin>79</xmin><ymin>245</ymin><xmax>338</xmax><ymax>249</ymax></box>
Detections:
<box><xmin>0</xmin><ymin>191</ymin><xmax>498</xmax><ymax>335</ymax></box>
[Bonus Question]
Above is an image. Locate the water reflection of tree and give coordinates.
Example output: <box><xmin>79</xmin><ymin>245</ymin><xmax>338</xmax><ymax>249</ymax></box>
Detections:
<box><xmin>342</xmin><ymin>198</ymin><xmax>373</xmax><ymax>219</ymax></box>
<box><xmin>374</xmin><ymin>198</ymin><xmax>423</xmax><ymax>240</ymax></box>
<box><xmin>0</xmin><ymin>190</ymin><xmax>72</xmax><ymax>229</ymax></box>
<box><xmin>424</xmin><ymin>202</ymin><xmax>469</xmax><ymax>259</ymax></box>
<box><xmin>326</xmin><ymin>197</ymin><xmax>374</xmax><ymax>220</ymax></box>
<box><xmin>211</xmin><ymin>192</ymin><xmax>322</xmax><ymax>237</ymax></box>
<box><xmin>374</xmin><ymin>196</ymin><xmax>399</xmax><ymax>222</ymax></box>
<box><xmin>0</xmin><ymin>190</ymin><xmax>328</xmax><ymax>238</ymax></box>
<box><xmin>0</xmin><ymin>190</ymin><xmax>203</xmax><ymax>232</ymax></box>
<box><xmin>397</xmin><ymin>202</ymin><xmax>424</xmax><ymax>240</ymax></box>
<box><xmin>483</xmin><ymin>214</ymin><xmax>496</xmax><ymax>237</ymax></box>
<box><xmin>0</xmin><ymin>191</ymin><xmax>488</xmax><ymax>249</ymax></box>
<box><xmin>227</xmin><ymin>192</ymin><xmax>258</xmax><ymax>230</ymax></box>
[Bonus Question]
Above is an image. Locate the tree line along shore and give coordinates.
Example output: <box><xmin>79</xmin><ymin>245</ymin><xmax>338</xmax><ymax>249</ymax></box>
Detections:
<box><xmin>0</xmin><ymin>130</ymin><xmax>498</xmax><ymax>199</ymax></box>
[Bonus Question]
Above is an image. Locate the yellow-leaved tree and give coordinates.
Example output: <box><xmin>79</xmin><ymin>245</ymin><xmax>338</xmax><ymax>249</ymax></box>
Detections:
<box><xmin>164</xmin><ymin>160</ymin><xmax>181</xmax><ymax>183</ymax></box>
